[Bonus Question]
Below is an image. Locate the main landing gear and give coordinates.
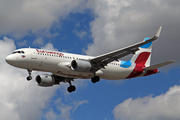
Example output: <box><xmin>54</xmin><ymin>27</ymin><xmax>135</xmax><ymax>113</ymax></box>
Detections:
<box><xmin>67</xmin><ymin>85</ymin><xmax>76</xmax><ymax>93</ymax></box>
<box><xmin>66</xmin><ymin>78</ymin><xmax>76</xmax><ymax>93</ymax></box>
<box><xmin>27</xmin><ymin>69</ymin><xmax>32</xmax><ymax>81</ymax></box>
<box><xmin>66</xmin><ymin>76</ymin><xmax>100</xmax><ymax>93</ymax></box>
<box><xmin>91</xmin><ymin>76</ymin><xmax>100</xmax><ymax>83</ymax></box>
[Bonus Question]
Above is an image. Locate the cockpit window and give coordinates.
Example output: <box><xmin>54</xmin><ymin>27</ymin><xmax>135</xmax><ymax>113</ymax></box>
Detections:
<box><xmin>12</xmin><ymin>51</ymin><xmax>25</xmax><ymax>54</ymax></box>
<box><xmin>12</xmin><ymin>51</ymin><xmax>17</xmax><ymax>54</ymax></box>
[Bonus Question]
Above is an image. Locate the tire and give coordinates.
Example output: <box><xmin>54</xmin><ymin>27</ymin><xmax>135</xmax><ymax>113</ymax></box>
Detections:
<box><xmin>91</xmin><ymin>76</ymin><xmax>100</xmax><ymax>83</ymax></box>
<box><xmin>27</xmin><ymin>76</ymin><xmax>32</xmax><ymax>81</ymax></box>
<box><xmin>67</xmin><ymin>85</ymin><xmax>76</xmax><ymax>93</ymax></box>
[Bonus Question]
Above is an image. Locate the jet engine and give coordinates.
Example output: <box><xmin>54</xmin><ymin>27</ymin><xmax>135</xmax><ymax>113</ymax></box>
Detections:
<box><xmin>71</xmin><ymin>60</ymin><xmax>91</xmax><ymax>72</ymax></box>
<box><xmin>36</xmin><ymin>75</ymin><xmax>57</xmax><ymax>87</ymax></box>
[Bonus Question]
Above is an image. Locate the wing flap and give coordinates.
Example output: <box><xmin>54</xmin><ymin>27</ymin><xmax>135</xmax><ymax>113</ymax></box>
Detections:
<box><xmin>143</xmin><ymin>60</ymin><xmax>174</xmax><ymax>71</ymax></box>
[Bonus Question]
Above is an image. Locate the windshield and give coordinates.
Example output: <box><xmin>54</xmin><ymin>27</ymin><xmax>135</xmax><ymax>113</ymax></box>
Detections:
<box><xmin>12</xmin><ymin>51</ymin><xmax>25</xmax><ymax>54</ymax></box>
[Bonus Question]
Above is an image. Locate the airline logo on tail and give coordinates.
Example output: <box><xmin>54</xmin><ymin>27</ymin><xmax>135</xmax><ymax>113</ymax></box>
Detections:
<box><xmin>126</xmin><ymin>52</ymin><xmax>152</xmax><ymax>78</ymax></box>
<box><xmin>126</xmin><ymin>37</ymin><xmax>154</xmax><ymax>78</ymax></box>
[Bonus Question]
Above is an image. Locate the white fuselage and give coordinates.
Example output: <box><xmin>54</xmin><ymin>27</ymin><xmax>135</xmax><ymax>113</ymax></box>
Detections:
<box><xmin>5</xmin><ymin>48</ymin><xmax>143</xmax><ymax>80</ymax></box>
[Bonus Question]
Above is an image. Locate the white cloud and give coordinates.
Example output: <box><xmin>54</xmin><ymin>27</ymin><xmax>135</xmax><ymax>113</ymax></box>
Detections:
<box><xmin>86</xmin><ymin>0</ymin><xmax>180</xmax><ymax>65</ymax></box>
<box><xmin>44</xmin><ymin>98</ymin><xmax>88</xmax><ymax>120</ymax></box>
<box><xmin>73</xmin><ymin>29</ymin><xmax>87</xmax><ymax>40</ymax></box>
<box><xmin>113</xmin><ymin>85</ymin><xmax>180</xmax><ymax>120</ymax></box>
<box><xmin>41</xmin><ymin>43</ymin><xmax>58</xmax><ymax>51</ymax></box>
<box><xmin>33</xmin><ymin>37</ymin><xmax>44</xmax><ymax>46</ymax></box>
<box><xmin>0</xmin><ymin>37</ymin><xmax>60</xmax><ymax>120</ymax></box>
<box><xmin>72</xmin><ymin>100</ymin><xmax>89</xmax><ymax>112</ymax></box>
<box><xmin>0</xmin><ymin>0</ymin><xmax>87</xmax><ymax>38</ymax></box>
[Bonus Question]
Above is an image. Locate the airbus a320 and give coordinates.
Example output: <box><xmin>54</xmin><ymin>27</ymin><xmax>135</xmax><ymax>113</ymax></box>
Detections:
<box><xmin>5</xmin><ymin>26</ymin><xmax>174</xmax><ymax>92</ymax></box>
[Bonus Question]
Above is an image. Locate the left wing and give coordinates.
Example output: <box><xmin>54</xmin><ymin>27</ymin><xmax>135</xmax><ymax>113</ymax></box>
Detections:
<box><xmin>90</xmin><ymin>26</ymin><xmax>162</xmax><ymax>72</ymax></box>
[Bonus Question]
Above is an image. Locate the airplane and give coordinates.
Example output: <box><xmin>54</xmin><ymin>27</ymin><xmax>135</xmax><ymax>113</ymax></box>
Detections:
<box><xmin>5</xmin><ymin>26</ymin><xmax>174</xmax><ymax>92</ymax></box>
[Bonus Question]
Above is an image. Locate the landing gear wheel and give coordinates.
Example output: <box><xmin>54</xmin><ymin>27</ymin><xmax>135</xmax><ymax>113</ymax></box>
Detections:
<box><xmin>27</xmin><ymin>69</ymin><xmax>32</xmax><ymax>81</ymax></box>
<box><xmin>91</xmin><ymin>76</ymin><xmax>100</xmax><ymax>83</ymax></box>
<box><xmin>66</xmin><ymin>78</ymin><xmax>76</xmax><ymax>93</ymax></box>
<box><xmin>27</xmin><ymin>76</ymin><xmax>32</xmax><ymax>81</ymax></box>
<box><xmin>67</xmin><ymin>85</ymin><xmax>76</xmax><ymax>93</ymax></box>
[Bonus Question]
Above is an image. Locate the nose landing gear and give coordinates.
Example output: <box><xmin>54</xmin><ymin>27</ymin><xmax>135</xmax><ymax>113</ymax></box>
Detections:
<box><xmin>27</xmin><ymin>69</ymin><xmax>32</xmax><ymax>81</ymax></box>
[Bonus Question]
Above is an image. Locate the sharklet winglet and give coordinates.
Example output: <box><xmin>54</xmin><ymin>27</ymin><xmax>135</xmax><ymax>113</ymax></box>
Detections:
<box><xmin>153</xmin><ymin>26</ymin><xmax>162</xmax><ymax>40</ymax></box>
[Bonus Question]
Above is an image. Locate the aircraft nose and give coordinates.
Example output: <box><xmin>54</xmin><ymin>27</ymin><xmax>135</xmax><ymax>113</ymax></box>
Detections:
<box><xmin>5</xmin><ymin>55</ymin><xmax>14</xmax><ymax>64</ymax></box>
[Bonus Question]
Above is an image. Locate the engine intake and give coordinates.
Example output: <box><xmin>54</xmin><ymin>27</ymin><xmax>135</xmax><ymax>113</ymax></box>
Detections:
<box><xmin>71</xmin><ymin>60</ymin><xmax>91</xmax><ymax>72</ymax></box>
<box><xmin>36</xmin><ymin>75</ymin><xmax>56</xmax><ymax>87</ymax></box>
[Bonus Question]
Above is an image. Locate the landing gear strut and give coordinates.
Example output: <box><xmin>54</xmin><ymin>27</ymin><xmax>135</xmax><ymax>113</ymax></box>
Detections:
<box><xmin>27</xmin><ymin>69</ymin><xmax>32</xmax><ymax>81</ymax></box>
<box><xmin>66</xmin><ymin>78</ymin><xmax>76</xmax><ymax>93</ymax></box>
<box><xmin>91</xmin><ymin>76</ymin><xmax>100</xmax><ymax>83</ymax></box>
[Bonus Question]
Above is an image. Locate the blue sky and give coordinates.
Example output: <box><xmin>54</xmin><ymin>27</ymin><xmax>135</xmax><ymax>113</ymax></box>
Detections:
<box><xmin>1</xmin><ymin>0</ymin><xmax>180</xmax><ymax>120</ymax></box>
<box><xmin>15</xmin><ymin>12</ymin><xmax>94</xmax><ymax>54</ymax></box>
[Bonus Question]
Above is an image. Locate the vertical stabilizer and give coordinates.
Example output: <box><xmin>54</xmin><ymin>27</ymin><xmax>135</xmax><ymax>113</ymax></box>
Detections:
<box><xmin>131</xmin><ymin>37</ymin><xmax>152</xmax><ymax>67</ymax></box>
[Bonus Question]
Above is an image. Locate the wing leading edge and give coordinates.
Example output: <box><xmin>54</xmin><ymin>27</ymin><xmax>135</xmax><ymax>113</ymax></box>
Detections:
<box><xmin>90</xmin><ymin>26</ymin><xmax>162</xmax><ymax>72</ymax></box>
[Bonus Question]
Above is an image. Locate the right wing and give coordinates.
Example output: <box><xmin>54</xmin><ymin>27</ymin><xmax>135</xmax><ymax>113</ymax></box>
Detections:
<box><xmin>90</xmin><ymin>26</ymin><xmax>162</xmax><ymax>72</ymax></box>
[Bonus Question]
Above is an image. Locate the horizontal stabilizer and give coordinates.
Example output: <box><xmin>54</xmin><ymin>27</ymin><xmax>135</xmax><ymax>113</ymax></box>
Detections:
<box><xmin>144</xmin><ymin>60</ymin><xmax>174</xmax><ymax>71</ymax></box>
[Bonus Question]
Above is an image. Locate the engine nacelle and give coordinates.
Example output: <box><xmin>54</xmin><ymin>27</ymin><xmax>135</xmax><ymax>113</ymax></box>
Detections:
<box><xmin>36</xmin><ymin>75</ymin><xmax>55</xmax><ymax>87</ymax></box>
<box><xmin>71</xmin><ymin>60</ymin><xmax>91</xmax><ymax>72</ymax></box>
